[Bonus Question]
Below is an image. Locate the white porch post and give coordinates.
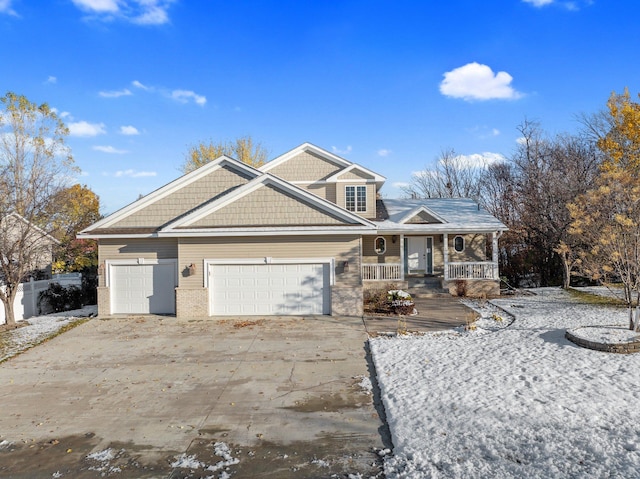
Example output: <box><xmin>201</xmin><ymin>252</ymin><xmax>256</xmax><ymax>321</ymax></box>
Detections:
<box><xmin>492</xmin><ymin>231</ymin><xmax>499</xmax><ymax>280</ymax></box>
<box><xmin>399</xmin><ymin>234</ymin><xmax>405</xmax><ymax>281</ymax></box>
<box><xmin>443</xmin><ymin>233</ymin><xmax>449</xmax><ymax>281</ymax></box>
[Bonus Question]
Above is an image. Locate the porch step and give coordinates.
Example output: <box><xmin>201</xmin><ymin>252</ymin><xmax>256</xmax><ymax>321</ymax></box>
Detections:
<box><xmin>407</xmin><ymin>277</ymin><xmax>450</xmax><ymax>298</ymax></box>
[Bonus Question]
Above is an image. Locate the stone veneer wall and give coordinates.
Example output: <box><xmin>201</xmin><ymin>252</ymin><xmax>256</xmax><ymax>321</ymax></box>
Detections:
<box><xmin>97</xmin><ymin>287</ymin><xmax>110</xmax><ymax>316</ymax></box>
<box><xmin>332</xmin><ymin>285</ymin><xmax>363</xmax><ymax>317</ymax></box>
<box><xmin>176</xmin><ymin>288</ymin><xmax>208</xmax><ymax>318</ymax></box>
<box><xmin>445</xmin><ymin>279</ymin><xmax>500</xmax><ymax>298</ymax></box>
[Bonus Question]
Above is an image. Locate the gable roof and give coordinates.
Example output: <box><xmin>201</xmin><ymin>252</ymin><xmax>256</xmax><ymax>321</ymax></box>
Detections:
<box><xmin>161</xmin><ymin>173</ymin><xmax>376</xmax><ymax>234</ymax></box>
<box><xmin>378</xmin><ymin>198</ymin><xmax>507</xmax><ymax>233</ymax></box>
<box><xmin>261</xmin><ymin>142</ymin><xmax>386</xmax><ymax>187</ymax></box>
<box><xmin>397</xmin><ymin>205</ymin><xmax>448</xmax><ymax>225</ymax></box>
<box><xmin>80</xmin><ymin>156</ymin><xmax>261</xmax><ymax>234</ymax></box>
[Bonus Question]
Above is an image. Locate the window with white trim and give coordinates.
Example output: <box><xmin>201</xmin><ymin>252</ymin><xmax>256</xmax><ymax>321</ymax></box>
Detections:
<box><xmin>454</xmin><ymin>235</ymin><xmax>465</xmax><ymax>252</ymax></box>
<box><xmin>345</xmin><ymin>185</ymin><xmax>366</xmax><ymax>212</ymax></box>
<box><xmin>374</xmin><ymin>236</ymin><xmax>386</xmax><ymax>255</ymax></box>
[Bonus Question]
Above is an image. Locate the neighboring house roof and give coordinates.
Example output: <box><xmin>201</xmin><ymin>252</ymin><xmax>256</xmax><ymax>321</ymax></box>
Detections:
<box><xmin>377</xmin><ymin>198</ymin><xmax>507</xmax><ymax>233</ymax></box>
<box><xmin>2</xmin><ymin>213</ymin><xmax>60</xmax><ymax>245</ymax></box>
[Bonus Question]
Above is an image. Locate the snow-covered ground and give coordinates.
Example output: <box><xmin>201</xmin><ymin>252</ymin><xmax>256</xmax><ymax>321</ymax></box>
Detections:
<box><xmin>0</xmin><ymin>305</ymin><xmax>96</xmax><ymax>363</ymax></box>
<box><xmin>370</xmin><ymin>287</ymin><xmax>640</xmax><ymax>478</ymax></box>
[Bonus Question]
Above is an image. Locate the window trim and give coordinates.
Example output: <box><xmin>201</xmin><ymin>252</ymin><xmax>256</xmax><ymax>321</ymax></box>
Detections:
<box><xmin>345</xmin><ymin>185</ymin><xmax>367</xmax><ymax>212</ymax></box>
<box><xmin>374</xmin><ymin>236</ymin><xmax>386</xmax><ymax>255</ymax></box>
<box><xmin>453</xmin><ymin>235</ymin><xmax>465</xmax><ymax>253</ymax></box>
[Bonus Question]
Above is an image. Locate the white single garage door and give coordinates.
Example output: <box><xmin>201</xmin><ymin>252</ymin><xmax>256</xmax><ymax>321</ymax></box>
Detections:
<box><xmin>110</xmin><ymin>262</ymin><xmax>177</xmax><ymax>314</ymax></box>
<box><xmin>209</xmin><ymin>263</ymin><xmax>330</xmax><ymax>316</ymax></box>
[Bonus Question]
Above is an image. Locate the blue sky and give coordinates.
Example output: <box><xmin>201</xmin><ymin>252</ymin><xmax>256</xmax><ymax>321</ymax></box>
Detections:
<box><xmin>1</xmin><ymin>0</ymin><xmax>638</xmax><ymax>214</ymax></box>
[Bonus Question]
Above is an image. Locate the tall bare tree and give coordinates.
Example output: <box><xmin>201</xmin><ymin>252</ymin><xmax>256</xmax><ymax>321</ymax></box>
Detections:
<box><xmin>182</xmin><ymin>135</ymin><xmax>268</xmax><ymax>173</ymax></box>
<box><xmin>402</xmin><ymin>148</ymin><xmax>487</xmax><ymax>200</ymax></box>
<box><xmin>0</xmin><ymin>92</ymin><xmax>75</xmax><ymax>327</ymax></box>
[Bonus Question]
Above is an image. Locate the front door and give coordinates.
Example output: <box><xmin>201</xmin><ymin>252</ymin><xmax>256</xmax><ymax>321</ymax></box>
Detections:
<box><xmin>406</xmin><ymin>237</ymin><xmax>433</xmax><ymax>275</ymax></box>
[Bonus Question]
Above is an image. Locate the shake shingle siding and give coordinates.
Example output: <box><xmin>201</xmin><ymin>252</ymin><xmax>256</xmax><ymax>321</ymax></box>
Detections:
<box><xmin>110</xmin><ymin>166</ymin><xmax>252</xmax><ymax>228</ymax></box>
<box><xmin>268</xmin><ymin>151</ymin><xmax>343</xmax><ymax>181</ymax></box>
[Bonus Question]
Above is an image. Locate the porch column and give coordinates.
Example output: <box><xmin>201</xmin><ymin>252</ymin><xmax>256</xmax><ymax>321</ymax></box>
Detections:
<box><xmin>492</xmin><ymin>231</ymin><xmax>499</xmax><ymax>280</ymax></box>
<box><xmin>443</xmin><ymin>233</ymin><xmax>449</xmax><ymax>281</ymax></box>
<box><xmin>399</xmin><ymin>234</ymin><xmax>405</xmax><ymax>281</ymax></box>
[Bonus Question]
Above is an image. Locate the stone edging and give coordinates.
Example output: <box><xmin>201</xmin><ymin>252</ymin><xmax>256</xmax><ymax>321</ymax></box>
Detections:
<box><xmin>565</xmin><ymin>329</ymin><xmax>640</xmax><ymax>354</ymax></box>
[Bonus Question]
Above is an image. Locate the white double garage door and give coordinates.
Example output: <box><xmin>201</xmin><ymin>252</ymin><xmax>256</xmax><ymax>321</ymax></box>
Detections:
<box><xmin>110</xmin><ymin>260</ymin><xmax>331</xmax><ymax>316</ymax></box>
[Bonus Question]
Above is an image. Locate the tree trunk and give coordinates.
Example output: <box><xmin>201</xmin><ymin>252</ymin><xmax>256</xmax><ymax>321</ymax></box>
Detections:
<box><xmin>561</xmin><ymin>255</ymin><xmax>571</xmax><ymax>289</ymax></box>
<box><xmin>2</xmin><ymin>295</ymin><xmax>17</xmax><ymax>329</ymax></box>
<box><xmin>629</xmin><ymin>305</ymin><xmax>635</xmax><ymax>331</ymax></box>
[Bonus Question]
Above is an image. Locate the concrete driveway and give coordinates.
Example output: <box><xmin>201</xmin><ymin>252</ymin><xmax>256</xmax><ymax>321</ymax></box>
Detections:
<box><xmin>0</xmin><ymin>316</ymin><xmax>389</xmax><ymax>478</ymax></box>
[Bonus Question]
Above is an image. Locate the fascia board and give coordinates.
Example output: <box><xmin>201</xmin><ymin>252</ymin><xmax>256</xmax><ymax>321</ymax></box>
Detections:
<box><xmin>81</xmin><ymin>156</ymin><xmax>261</xmax><ymax>232</ymax></box>
<box><xmin>325</xmin><ymin>164</ymin><xmax>386</xmax><ymax>184</ymax></box>
<box><xmin>397</xmin><ymin>205</ymin><xmax>448</xmax><ymax>225</ymax></box>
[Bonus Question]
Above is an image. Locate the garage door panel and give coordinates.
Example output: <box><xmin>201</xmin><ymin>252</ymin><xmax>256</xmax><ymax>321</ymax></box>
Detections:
<box><xmin>111</xmin><ymin>263</ymin><xmax>177</xmax><ymax>315</ymax></box>
<box><xmin>209</xmin><ymin>263</ymin><xmax>329</xmax><ymax>316</ymax></box>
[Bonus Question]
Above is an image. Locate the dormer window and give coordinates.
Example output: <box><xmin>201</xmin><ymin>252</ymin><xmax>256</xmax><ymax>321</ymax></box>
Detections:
<box><xmin>346</xmin><ymin>185</ymin><xmax>366</xmax><ymax>212</ymax></box>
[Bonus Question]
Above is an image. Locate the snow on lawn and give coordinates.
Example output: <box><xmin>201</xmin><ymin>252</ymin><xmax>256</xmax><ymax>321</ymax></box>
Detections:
<box><xmin>0</xmin><ymin>305</ymin><xmax>96</xmax><ymax>363</ymax></box>
<box><xmin>370</xmin><ymin>287</ymin><xmax>640</xmax><ymax>478</ymax></box>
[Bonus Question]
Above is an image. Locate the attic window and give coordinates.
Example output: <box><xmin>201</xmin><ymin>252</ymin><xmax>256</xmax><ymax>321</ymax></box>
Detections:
<box><xmin>346</xmin><ymin>185</ymin><xmax>366</xmax><ymax>212</ymax></box>
<box><xmin>374</xmin><ymin>236</ymin><xmax>386</xmax><ymax>255</ymax></box>
<box><xmin>454</xmin><ymin>235</ymin><xmax>465</xmax><ymax>253</ymax></box>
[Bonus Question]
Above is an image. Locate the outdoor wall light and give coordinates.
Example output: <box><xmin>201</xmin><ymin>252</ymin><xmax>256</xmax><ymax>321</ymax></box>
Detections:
<box><xmin>187</xmin><ymin>263</ymin><xmax>197</xmax><ymax>276</ymax></box>
<box><xmin>343</xmin><ymin>260</ymin><xmax>349</xmax><ymax>272</ymax></box>
<box><xmin>98</xmin><ymin>263</ymin><xmax>104</xmax><ymax>275</ymax></box>
<box><xmin>392</xmin><ymin>235</ymin><xmax>398</xmax><ymax>243</ymax></box>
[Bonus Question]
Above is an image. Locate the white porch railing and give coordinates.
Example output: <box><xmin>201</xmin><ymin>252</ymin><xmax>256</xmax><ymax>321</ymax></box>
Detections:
<box><xmin>362</xmin><ymin>263</ymin><xmax>403</xmax><ymax>281</ymax></box>
<box><xmin>447</xmin><ymin>262</ymin><xmax>497</xmax><ymax>280</ymax></box>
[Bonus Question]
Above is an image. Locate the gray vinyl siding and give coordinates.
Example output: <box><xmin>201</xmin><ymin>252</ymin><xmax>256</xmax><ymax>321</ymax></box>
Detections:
<box><xmin>268</xmin><ymin>151</ymin><xmax>343</xmax><ymax>181</ymax></box>
<box><xmin>187</xmin><ymin>185</ymin><xmax>349</xmax><ymax>227</ymax></box>
<box><xmin>178</xmin><ymin>235</ymin><xmax>361</xmax><ymax>289</ymax></box>
<box><xmin>109</xmin><ymin>166</ymin><xmax>252</xmax><ymax>228</ymax></box>
<box><xmin>98</xmin><ymin>238</ymin><xmax>178</xmax><ymax>286</ymax></box>
<box><xmin>336</xmin><ymin>184</ymin><xmax>376</xmax><ymax>219</ymax></box>
<box><xmin>448</xmin><ymin>233</ymin><xmax>487</xmax><ymax>262</ymax></box>
<box><xmin>361</xmin><ymin>235</ymin><xmax>401</xmax><ymax>264</ymax></box>
<box><xmin>298</xmin><ymin>183</ymin><xmax>337</xmax><ymax>203</ymax></box>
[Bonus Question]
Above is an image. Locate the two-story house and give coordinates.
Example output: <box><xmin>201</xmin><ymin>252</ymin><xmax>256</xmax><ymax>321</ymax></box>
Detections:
<box><xmin>79</xmin><ymin>143</ymin><xmax>506</xmax><ymax>317</ymax></box>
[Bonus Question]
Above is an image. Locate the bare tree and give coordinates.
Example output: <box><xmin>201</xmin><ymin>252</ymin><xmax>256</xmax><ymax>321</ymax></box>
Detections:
<box><xmin>402</xmin><ymin>148</ymin><xmax>487</xmax><ymax>200</ymax></box>
<box><xmin>0</xmin><ymin>92</ymin><xmax>75</xmax><ymax>328</ymax></box>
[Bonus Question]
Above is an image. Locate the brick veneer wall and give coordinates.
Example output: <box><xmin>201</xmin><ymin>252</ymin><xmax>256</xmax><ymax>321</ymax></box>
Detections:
<box><xmin>176</xmin><ymin>288</ymin><xmax>208</xmax><ymax>318</ymax></box>
<box><xmin>332</xmin><ymin>285</ymin><xmax>363</xmax><ymax>317</ymax></box>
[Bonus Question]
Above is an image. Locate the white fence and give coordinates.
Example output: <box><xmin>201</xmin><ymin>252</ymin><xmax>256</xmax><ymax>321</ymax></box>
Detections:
<box><xmin>0</xmin><ymin>273</ymin><xmax>82</xmax><ymax>325</ymax></box>
<box><xmin>447</xmin><ymin>262</ymin><xmax>497</xmax><ymax>280</ymax></box>
<box><xmin>362</xmin><ymin>263</ymin><xmax>403</xmax><ymax>281</ymax></box>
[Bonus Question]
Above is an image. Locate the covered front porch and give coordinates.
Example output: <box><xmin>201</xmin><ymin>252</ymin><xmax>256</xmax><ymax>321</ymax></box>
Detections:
<box><xmin>361</xmin><ymin>232</ymin><xmax>501</xmax><ymax>295</ymax></box>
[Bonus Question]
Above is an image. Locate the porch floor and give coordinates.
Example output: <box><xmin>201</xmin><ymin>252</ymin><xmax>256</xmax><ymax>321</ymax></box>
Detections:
<box><xmin>363</xmin><ymin>296</ymin><xmax>472</xmax><ymax>334</ymax></box>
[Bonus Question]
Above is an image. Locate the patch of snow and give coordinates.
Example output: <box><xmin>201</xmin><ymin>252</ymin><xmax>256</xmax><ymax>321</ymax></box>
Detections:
<box><xmin>0</xmin><ymin>306</ymin><xmax>96</xmax><ymax>362</ymax></box>
<box><xmin>171</xmin><ymin>453</ymin><xmax>205</xmax><ymax>469</ymax></box>
<box><xmin>371</xmin><ymin>287</ymin><xmax>640</xmax><ymax>478</ymax></box>
<box><xmin>86</xmin><ymin>448</ymin><xmax>115</xmax><ymax>462</ymax></box>
<box><xmin>52</xmin><ymin>472</ymin><xmax>62</xmax><ymax>478</ymax></box>
<box><xmin>0</xmin><ymin>440</ymin><xmax>12</xmax><ymax>449</ymax></box>
<box><xmin>311</xmin><ymin>457</ymin><xmax>330</xmax><ymax>467</ymax></box>
<box><xmin>353</xmin><ymin>375</ymin><xmax>373</xmax><ymax>394</ymax></box>
<box><xmin>206</xmin><ymin>442</ymin><xmax>240</xmax><ymax>472</ymax></box>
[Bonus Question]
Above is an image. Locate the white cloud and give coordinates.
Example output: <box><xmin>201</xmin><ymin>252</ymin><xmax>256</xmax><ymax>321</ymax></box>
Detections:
<box><xmin>523</xmin><ymin>0</ymin><xmax>554</xmax><ymax>6</ymax></box>
<box><xmin>440</xmin><ymin>62</ymin><xmax>523</xmax><ymax>101</ymax></box>
<box><xmin>99</xmin><ymin>88</ymin><xmax>132</xmax><ymax>98</ymax></box>
<box><xmin>93</xmin><ymin>145</ymin><xmax>128</xmax><ymax>154</ymax></box>
<box><xmin>113</xmin><ymin>169</ymin><xmax>157</xmax><ymax>178</ymax></box>
<box><xmin>68</xmin><ymin>121</ymin><xmax>106</xmax><ymax>137</ymax></box>
<box><xmin>72</xmin><ymin>0</ymin><xmax>119</xmax><ymax>13</ymax></box>
<box><xmin>332</xmin><ymin>145</ymin><xmax>352</xmax><ymax>155</ymax></box>
<box><xmin>377</xmin><ymin>149</ymin><xmax>392</xmax><ymax>157</ymax></box>
<box><xmin>171</xmin><ymin>90</ymin><xmax>207</xmax><ymax>106</ymax></box>
<box><xmin>119</xmin><ymin>125</ymin><xmax>140</xmax><ymax>135</ymax></box>
<box><xmin>45</xmin><ymin>76</ymin><xmax>57</xmax><ymax>85</ymax></box>
<box><xmin>0</xmin><ymin>0</ymin><xmax>18</xmax><ymax>16</ymax></box>
<box><xmin>71</xmin><ymin>0</ymin><xmax>173</xmax><ymax>25</ymax></box>
<box><xmin>132</xmin><ymin>80</ymin><xmax>149</xmax><ymax>90</ymax></box>
<box><xmin>392</xmin><ymin>181</ymin><xmax>410</xmax><ymax>189</ymax></box>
